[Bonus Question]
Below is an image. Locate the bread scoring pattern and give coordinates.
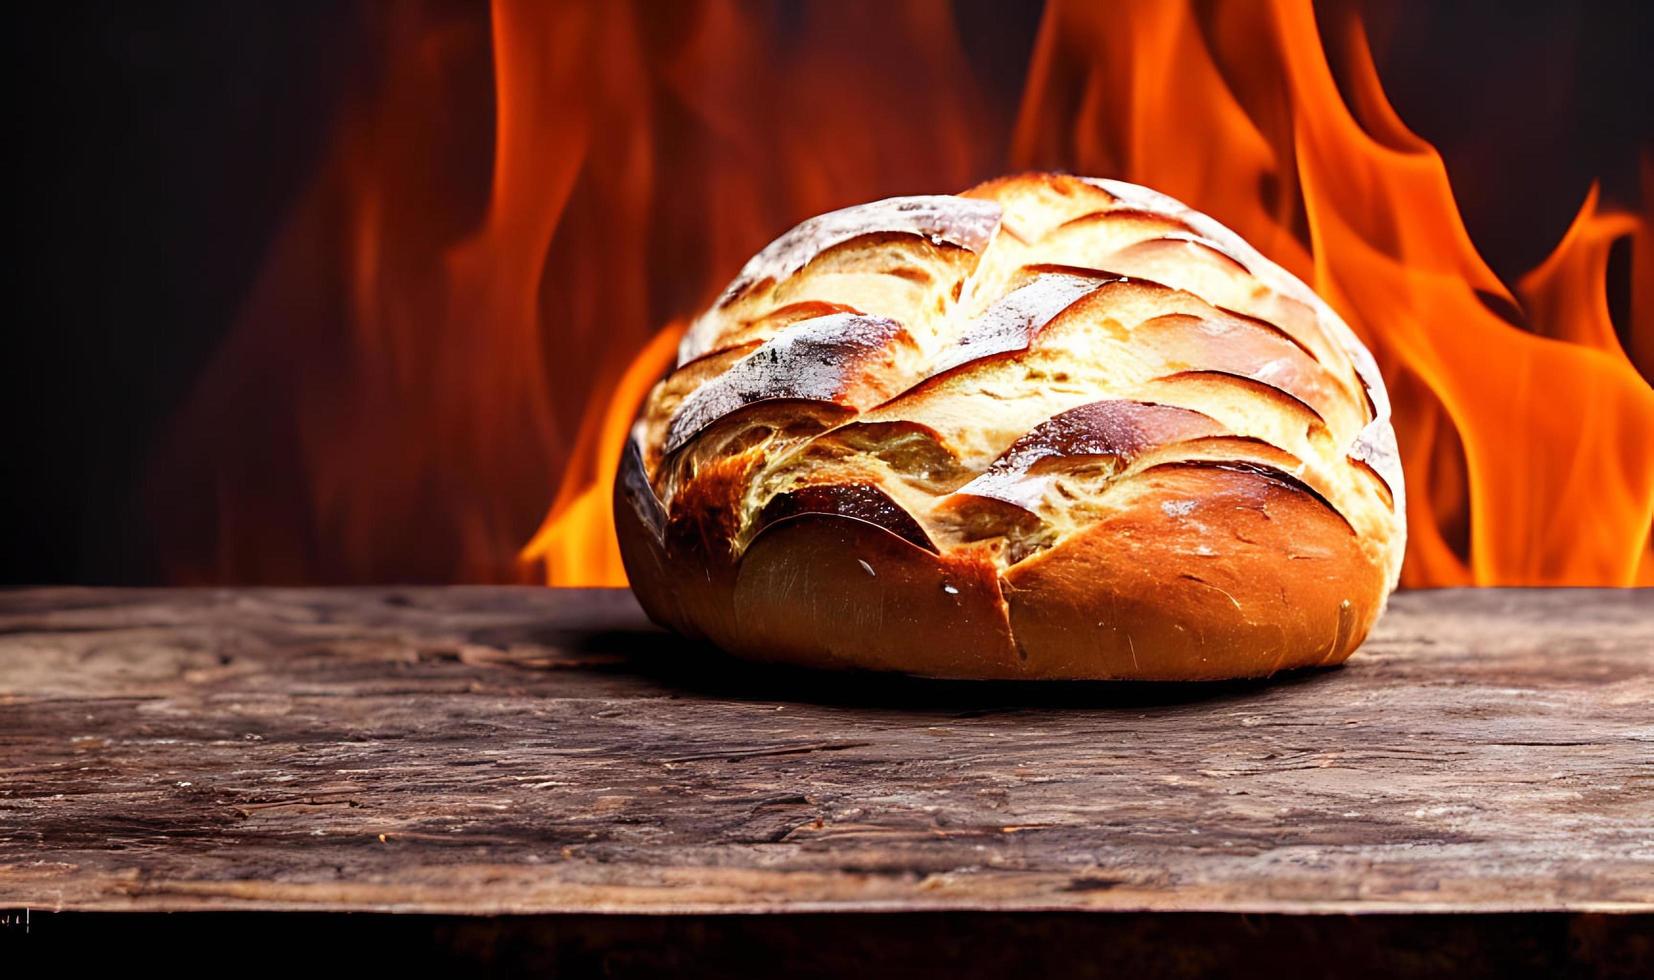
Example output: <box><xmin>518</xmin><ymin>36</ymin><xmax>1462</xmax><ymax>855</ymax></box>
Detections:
<box><xmin>618</xmin><ymin>173</ymin><xmax>1405</xmax><ymax>680</ymax></box>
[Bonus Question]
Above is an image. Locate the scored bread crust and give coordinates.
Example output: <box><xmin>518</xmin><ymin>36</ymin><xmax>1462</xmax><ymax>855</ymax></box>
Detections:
<box><xmin>617</xmin><ymin>173</ymin><xmax>1405</xmax><ymax>680</ymax></box>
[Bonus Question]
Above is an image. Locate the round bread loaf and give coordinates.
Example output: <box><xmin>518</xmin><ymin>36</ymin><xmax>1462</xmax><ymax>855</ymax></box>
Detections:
<box><xmin>616</xmin><ymin>173</ymin><xmax>1405</xmax><ymax>680</ymax></box>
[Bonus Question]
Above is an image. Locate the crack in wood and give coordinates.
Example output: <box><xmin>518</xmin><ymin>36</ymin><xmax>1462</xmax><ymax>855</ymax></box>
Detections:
<box><xmin>664</xmin><ymin>741</ymin><xmax>876</xmax><ymax>763</ymax></box>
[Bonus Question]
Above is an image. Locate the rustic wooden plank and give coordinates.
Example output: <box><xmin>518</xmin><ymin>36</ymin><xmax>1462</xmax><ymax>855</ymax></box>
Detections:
<box><xmin>0</xmin><ymin>587</ymin><xmax>1649</xmax><ymax>915</ymax></box>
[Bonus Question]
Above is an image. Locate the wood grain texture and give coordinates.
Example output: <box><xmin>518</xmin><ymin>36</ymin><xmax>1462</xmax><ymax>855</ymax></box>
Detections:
<box><xmin>1</xmin><ymin>587</ymin><xmax>1649</xmax><ymax>915</ymax></box>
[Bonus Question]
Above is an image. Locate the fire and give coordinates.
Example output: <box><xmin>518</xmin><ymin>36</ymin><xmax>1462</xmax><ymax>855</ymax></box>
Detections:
<box><xmin>154</xmin><ymin>0</ymin><xmax>1652</xmax><ymax>588</ymax></box>
<box><xmin>519</xmin><ymin>319</ymin><xmax>682</xmax><ymax>585</ymax></box>
<box><xmin>1015</xmin><ymin>0</ymin><xmax>1654</xmax><ymax>586</ymax></box>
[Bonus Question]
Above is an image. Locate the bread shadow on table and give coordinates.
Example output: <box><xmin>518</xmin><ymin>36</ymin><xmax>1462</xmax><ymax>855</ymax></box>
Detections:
<box><xmin>548</xmin><ymin>625</ymin><xmax>1344</xmax><ymax>711</ymax></box>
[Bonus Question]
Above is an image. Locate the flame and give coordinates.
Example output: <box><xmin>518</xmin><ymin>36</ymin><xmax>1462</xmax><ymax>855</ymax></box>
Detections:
<box><xmin>155</xmin><ymin>0</ymin><xmax>1652</xmax><ymax>588</ymax></box>
<box><xmin>519</xmin><ymin>319</ymin><xmax>682</xmax><ymax>585</ymax></box>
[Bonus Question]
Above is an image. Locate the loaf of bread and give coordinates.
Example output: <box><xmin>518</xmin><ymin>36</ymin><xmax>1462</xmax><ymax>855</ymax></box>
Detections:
<box><xmin>616</xmin><ymin>173</ymin><xmax>1405</xmax><ymax>680</ymax></box>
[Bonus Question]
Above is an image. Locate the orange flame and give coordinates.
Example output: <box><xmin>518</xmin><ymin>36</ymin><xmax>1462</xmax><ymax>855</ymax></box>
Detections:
<box><xmin>155</xmin><ymin>0</ymin><xmax>1652</xmax><ymax>588</ymax></box>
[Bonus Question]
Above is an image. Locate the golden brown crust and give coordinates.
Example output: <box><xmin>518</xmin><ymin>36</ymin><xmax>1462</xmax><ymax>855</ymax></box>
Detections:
<box><xmin>616</xmin><ymin>173</ymin><xmax>1405</xmax><ymax>680</ymax></box>
<box><xmin>1003</xmin><ymin>465</ymin><xmax>1384</xmax><ymax>679</ymax></box>
<box><xmin>730</xmin><ymin>515</ymin><xmax>1019</xmax><ymax>677</ymax></box>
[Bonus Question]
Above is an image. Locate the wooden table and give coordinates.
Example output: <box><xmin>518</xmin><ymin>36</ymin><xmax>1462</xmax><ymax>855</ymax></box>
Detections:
<box><xmin>2</xmin><ymin>587</ymin><xmax>1650</xmax><ymax>976</ymax></box>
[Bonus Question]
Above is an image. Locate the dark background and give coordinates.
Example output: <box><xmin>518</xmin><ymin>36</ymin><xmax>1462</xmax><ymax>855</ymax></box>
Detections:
<box><xmin>6</xmin><ymin>1</ymin><xmax>1650</xmax><ymax>586</ymax></box>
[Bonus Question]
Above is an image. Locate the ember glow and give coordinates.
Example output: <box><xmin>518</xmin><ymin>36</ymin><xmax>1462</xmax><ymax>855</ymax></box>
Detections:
<box><xmin>155</xmin><ymin>0</ymin><xmax>1653</xmax><ymax>587</ymax></box>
